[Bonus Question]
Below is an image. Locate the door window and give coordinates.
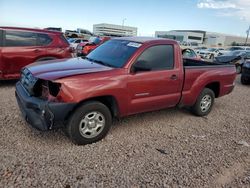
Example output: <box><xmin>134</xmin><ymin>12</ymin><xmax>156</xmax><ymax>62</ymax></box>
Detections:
<box><xmin>133</xmin><ymin>45</ymin><xmax>174</xmax><ymax>71</ymax></box>
<box><xmin>4</xmin><ymin>30</ymin><xmax>37</xmax><ymax>47</ymax></box>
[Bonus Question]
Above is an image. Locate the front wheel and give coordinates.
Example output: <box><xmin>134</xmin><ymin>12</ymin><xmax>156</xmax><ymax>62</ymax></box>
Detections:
<box><xmin>66</xmin><ymin>101</ymin><xmax>112</xmax><ymax>145</ymax></box>
<box><xmin>191</xmin><ymin>88</ymin><xmax>215</xmax><ymax>116</ymax></box>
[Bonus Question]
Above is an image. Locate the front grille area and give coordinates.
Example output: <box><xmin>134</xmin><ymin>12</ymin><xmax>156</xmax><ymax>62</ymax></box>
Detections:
<box><xmin>20</xmin><ymin>68</ymin><xmax>38</xmax><ymax>95</ymax></box>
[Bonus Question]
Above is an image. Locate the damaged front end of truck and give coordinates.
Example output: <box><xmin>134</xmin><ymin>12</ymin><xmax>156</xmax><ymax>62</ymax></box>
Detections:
<box><xmin>15</xmin><ymin>68</ymin><xmax>76</xmax><ymax>131</ymax></box>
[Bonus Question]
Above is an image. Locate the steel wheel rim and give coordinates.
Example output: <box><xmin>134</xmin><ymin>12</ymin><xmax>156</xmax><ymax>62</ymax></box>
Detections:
<box><xmin>200</xmin><ymin>94</ymin><xmax>212</xmax><ymax>112</ymax></box>
<box><xmin>79</xmin><ymin>111</ymin><xmax>105</xmax><ymax>138</ymax></box>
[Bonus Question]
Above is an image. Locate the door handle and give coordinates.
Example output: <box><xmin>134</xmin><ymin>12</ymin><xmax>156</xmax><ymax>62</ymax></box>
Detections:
<box><xmin>170</xmin><ymin>74</ymin><xmax>178</xmax><ymax>80</ymax></box>
<box><xmin>34</xmin><ymin>49</ymin><xmax>41</xmax><ymax>53</ymax></box>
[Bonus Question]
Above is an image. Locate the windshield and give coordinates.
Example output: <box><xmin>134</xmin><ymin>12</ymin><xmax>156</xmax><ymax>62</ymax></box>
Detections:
<box><xmin>68</xmin><ymin>38</ymin><xmax>76</xmax><ymax>43</ymax></box>
<box><xmin>89</xmin><ymin>37</ymin><xmax>101</xmax><ymax>44</ymax></box>
<box><xmin>86</xmin><ymin>40</ymin><xmax>141</xmax><ymax>68</ymax></box>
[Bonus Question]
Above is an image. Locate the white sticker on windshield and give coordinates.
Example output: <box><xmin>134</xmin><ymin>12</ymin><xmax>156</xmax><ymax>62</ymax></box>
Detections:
<box><xmin>127</xmin><ymin>42</ymin><xmax>142</xmax><ymax>48</ymax></box>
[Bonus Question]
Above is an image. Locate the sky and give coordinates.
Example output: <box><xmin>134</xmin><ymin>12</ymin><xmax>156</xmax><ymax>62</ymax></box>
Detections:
<box><xmin>0</xmin><ymin>0</ymin><xmax>250</xmax><ymax>37</ymax></box>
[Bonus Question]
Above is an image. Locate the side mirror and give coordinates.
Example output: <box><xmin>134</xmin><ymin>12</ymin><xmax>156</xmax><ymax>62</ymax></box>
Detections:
<box><xmin>132</xmin><ymin>60</ymin><xmax>151</xmax><ymax>72</ymax></box>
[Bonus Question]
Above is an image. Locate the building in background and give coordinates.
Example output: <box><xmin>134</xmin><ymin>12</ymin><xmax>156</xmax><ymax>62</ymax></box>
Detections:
<box><xmin>155</xmin><ymin>30</ymin><xmax>249</xmax><ymax>46</ymax></box>
<box><xmin>155</xmin><ymin>30</ymin><xmax>205</xmax><ymax>45</ymax></box>
<box><xmin>93</xmin><ymin>23</ymin><xmax>137</xmax><ymax>37</ymax></box>
<box><xmin>205</xmin><ymin>32</ymin><xmax>248</xmax><ymax>46</ymax></box>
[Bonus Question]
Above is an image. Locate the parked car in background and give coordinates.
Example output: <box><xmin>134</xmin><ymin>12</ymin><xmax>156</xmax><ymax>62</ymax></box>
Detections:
<box><xmin>215</xmin><ymin>50</ymin><xmax>250</xmax><ymax>73</ymax></box>
<box><xmin>182</xmin><ymin>48</ymin><xmax>201</xmax><ymax>60</ymax></box>
<box><xmin>194</xmin><ymin>46</ymin><xmax>207</xmax><ymax>51</ymax></box>
<box><xmin>15</xmin><ymin>37</ymin><xmax>236</xmax><ymax>145</ymax></box>
<box><xmin>65</xmin><ymin>28</ymin><xmax>93</xmax><ymax>39</ymax></box>
<box><xmin>241</xmin><ymin>60</ymin><xmax>250</xmax><ymax>84</ymax></box>
<box><xmin>226</xmin><ymin>46</ymin><xmax>250</xmax><ymax>51</ymax></box>
<box><xmin>76</xmin><ymin>36</ymin><xmax>111</xmax><ymax>56</ymax></box>
<box><xmin>0</xmin><ymin>27</ymin><xmax>73</xmax><ymax>80</ymax></box>
<box><xmin>68</xmin><ymin>38</ymin><xmax>88</xmax><ymax>49</ymax></box>
<box><xmin>196</xmin><ymin>47</ymin><xmax>224</xmax><ymax>60</ymax></box>
<box><xmin>44</xmin><ymin>27</ymin><xmax>62</xmax><ymax>32</ymax></box>
<box><xmin>220</xmin><ymin>46</ymin><xmax>250</xmax><ymax>56</ymax></box>
<box><xmin>180</xmin><ymin>41</ymin><xmax>199</xmax><ymax>47</ymax></box>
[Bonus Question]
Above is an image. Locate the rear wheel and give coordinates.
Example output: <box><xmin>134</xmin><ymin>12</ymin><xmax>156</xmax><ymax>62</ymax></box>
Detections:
<box><xmin>191</xmin><ymin>88</ymin><xmax>215</xmax><ymax>116</ymax></box>
<box><xmin>66</xmin><ymin>101</ymin><xmax>112</xmax><ymax>145</ymax></box>
<box><xmin>71</xmin><ymin>34</ymin><xmax>78</xmax><ymax>38</ymax></box>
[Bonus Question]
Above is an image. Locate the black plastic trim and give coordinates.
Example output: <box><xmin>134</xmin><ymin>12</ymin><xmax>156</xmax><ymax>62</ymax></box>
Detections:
<box><xmin>15</xmin><ymin>81</ymin><xmax>76</xmax><ymax>131</ymax></box>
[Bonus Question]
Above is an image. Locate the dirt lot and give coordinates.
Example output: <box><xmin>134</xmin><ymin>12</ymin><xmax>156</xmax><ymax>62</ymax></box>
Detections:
<box><xmin>0</xmin><ymin>76</ymin><xmax>249</xmax><ymax>187</ymax></box>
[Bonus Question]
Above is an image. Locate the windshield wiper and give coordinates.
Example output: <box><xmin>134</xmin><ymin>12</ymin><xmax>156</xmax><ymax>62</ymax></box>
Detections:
<box><xmin>84</xmin><ymin>57</ymin><xmax>115</xmax><ymax>68</ymax></box>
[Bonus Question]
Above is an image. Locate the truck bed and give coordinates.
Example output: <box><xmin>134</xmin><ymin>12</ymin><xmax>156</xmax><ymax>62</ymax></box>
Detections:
<box><xmin>183</xmin><ymin>58</ymin><xmax>234</xmax><ymax>67</ymax></box>
<box><xmin>180</xmin><ymin>58</ymin><xmax>236</xmax><ymax>106</ymax></box>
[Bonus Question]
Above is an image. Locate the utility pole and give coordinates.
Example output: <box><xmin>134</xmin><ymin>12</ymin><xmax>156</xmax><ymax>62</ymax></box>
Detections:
<box><xmin>122</xmin><ymin>18</ymin><xmax>126</xmax><ymax>26</ymax></box>
<box><xmin>245</xmin><ymin>25</ymin><xmax>250</xmax><ymax>46</ymax></box>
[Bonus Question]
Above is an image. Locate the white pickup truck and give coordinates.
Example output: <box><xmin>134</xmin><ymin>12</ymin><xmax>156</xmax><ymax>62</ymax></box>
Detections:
<box><xmin>65</xmin><ymin>28</ymin><xmax>93</xmax><ymax>39</ymax></box>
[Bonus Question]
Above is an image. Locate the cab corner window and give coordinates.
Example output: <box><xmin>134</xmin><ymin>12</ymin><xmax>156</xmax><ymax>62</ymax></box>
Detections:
<box><xmin>133</xmin><ymin>45</ymin><xmax>174</xmax><ymax>71</ymax></box>
<box><xmin>37</xmin><ymin>33</ymin><xmax>52</xmax><ymax>46</ymax></box>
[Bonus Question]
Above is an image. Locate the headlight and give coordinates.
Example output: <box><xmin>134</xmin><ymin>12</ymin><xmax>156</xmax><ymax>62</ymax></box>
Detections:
<box><xmin>48</xmin><ymin>81</ymin><xmax>61</xmax><ymax>97</ymax></box>
<box><xmin>33</xmin><ymin>80</ymin><xmax>61</xmax><ymax>100</ymax></box>
<box><xmin>20</xmin><ymin>68</ymin><xmax>38</xmax><ymax>95</ymax></box>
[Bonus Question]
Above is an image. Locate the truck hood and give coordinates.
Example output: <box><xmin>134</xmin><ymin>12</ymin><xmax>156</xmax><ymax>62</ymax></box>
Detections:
<box><xmin>26</xmin><ymin>57</ymin><xmax>113</xmax><ymax>80</ymax></box>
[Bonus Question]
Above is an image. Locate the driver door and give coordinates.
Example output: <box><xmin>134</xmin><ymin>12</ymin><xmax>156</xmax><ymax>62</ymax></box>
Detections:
<box><xmin>127</xmin><ymin>44</ymin><xmax>183</xmax><ymax>115</ymax></box>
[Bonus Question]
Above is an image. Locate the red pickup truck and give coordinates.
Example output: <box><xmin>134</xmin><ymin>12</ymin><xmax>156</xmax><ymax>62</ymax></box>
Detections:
<box><xmin>15</xmin><ymin>37</ymin><xmax>236</xmax><ymax>145</ymax></box>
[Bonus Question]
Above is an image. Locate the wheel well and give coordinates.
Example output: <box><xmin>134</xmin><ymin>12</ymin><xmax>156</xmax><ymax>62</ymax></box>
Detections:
<box><xmin>36</xmin><ymin>56</ymin><xmax>57</xmax><ymax>62</ymax></box>
<box><xmin>71</xmin><ymin>34</ymin><xmax>78</xmax><ymax>38</ymax></box>
<box><xmin>205</xmin><ymin>82</ymin><xmax>220</xmax><ymax>98</ymax></box>
<box><xmin>66</xmin><ymin>96</ymin><xmax>119</xmax><ymax>121</ymax></box>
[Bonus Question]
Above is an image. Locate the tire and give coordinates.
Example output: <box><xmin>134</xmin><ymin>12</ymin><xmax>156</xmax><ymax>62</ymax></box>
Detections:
<box><xmin>71</xmin><ymin>34</ymin><xmax>78</xmax><ymax>38</ymax></box>
<box><xmin>236</xmin><ymin>65</ymin><xmax>242</xmax><ymax>74</ymax></box>
<box><xmin>241</xmin><ymin>75</ymin><xmax>249</xmax><ymax>85</ymax></box>
<box><xmin>66</xmin><ymin>101</ymin><xmax>112</xmax><ymax>145</ymax></box>
<box><xmin>191</xmin><ymin>88</ymin><xmax>215</xmax><ymax>116</ymax></box>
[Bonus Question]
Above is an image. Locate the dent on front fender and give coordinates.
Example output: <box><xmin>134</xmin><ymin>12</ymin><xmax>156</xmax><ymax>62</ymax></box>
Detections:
<box><xmin>56</xmin><ymin>84</ymin><xmax>76</xmax><ymax>102</ymax></box>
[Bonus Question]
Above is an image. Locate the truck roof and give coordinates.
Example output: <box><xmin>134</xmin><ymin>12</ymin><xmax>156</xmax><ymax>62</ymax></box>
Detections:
<box><xmin>114</xmin><ymin>36</ymin><xmax>177</xmax><ymax>44</ymax></box>
<box><xmin>0</xmin><ymin>26</ymin><xmax>62</xmax><ymax>34</ymax></box>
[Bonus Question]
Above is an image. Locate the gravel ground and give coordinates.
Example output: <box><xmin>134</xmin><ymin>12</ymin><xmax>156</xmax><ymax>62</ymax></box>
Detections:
<box><xmin>0</xmin><ymin>76</ymin><xmax>249</xmax><ymax>188</ymax></box>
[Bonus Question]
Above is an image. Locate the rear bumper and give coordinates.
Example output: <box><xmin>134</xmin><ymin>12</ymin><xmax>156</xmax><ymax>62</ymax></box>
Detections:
<box><xmin>15</xmin><ymin>81</ymin><xmax>76</xmax><ymax>131</ymax></box>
